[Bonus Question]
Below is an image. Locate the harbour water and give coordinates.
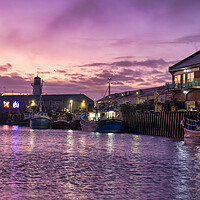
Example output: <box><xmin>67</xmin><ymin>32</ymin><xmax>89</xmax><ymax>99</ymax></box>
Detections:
<box><xmin>0</xmin><ymin>125</ymin><xmax>200</xmax><ymax>199</ymax></box>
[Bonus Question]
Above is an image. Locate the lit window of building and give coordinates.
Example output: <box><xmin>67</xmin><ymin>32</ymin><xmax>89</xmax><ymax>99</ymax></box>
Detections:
<box><xmin>187</xmin><ymin>72</ymin><xmax>194</xmax><ymax>82</ymax></box>
<box><xmin>182</xmin><ymin>74</ymin><xmax>186</xmax><ymax>83</ymax></box>
<box><xmin>174</xmin><ymin>75</ymin><xmax>181</xmax><ymax>84</ymax></box>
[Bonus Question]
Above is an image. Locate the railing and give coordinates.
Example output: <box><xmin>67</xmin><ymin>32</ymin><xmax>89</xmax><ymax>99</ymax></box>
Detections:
<box><xmin>165</xmin><ymin>78</ymin><xmax>200</xmax><ymax>90</ymax></box>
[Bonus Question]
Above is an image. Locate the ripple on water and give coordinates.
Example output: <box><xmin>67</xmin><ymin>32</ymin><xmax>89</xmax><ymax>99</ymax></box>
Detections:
<box><xmin>0</xmin><ymin>127</ymin><xmax>199</xmax><ymax>199</ymax></box>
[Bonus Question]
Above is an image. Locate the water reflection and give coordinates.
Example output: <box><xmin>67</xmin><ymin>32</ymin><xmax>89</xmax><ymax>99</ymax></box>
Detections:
<box><xmin>12</xmin><ymin>125</ymin><xmax>19</xmax><ymax>131</ymax></box>
<box><xmin>11</xmin><ymin>126</ymin><xmax>24</xmax><ymax>199</ymax></box>
<box><xmin>132</xmin><ymin>134</ymin><xmax>141</xmax><ymax>154</ymax></box>
<box><xmin>2</xmin><ymin>125</ymin><xmax>9</xmax><ymax>130</ymax></box>
<box><xmin>0</xmin><ymin>127</ymin><xmax>200</xmax><ymax>199</ymax></box>
<box><xmin>79</xmin><ymin>135</ymin><xmax>86</xmax><ymax>153</ymax></box>
<box><xmin>66</xmin><ymin>130</ymin><xmax>73</xmax><ymax>153</ymax></box>
<box><xmin>107</xmin><ymin>133</ymin><xmax>114</xmax><ymax>153</ymax></box>
<box><xmin>29</xmin><ymin>129</ymin><xmax>35</xmax><ymax>152</ymax></box>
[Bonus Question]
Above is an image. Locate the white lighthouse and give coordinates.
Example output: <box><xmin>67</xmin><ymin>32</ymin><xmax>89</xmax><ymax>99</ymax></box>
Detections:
<box><xmin>31</xmin><ymin>76</ymin><xmax>43</xmax><ymax>96</ymax></box>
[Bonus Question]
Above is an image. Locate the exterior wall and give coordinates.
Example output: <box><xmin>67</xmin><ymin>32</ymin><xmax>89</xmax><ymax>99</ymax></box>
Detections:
<box><xmin>108</xmin><ymin>92</ymin><xmax>172</xmax><ymax>108</ymax></box>
<box><xmin>194</xmin><ymin>69</ymin><xmax>200</xmax><ymax>78</ymax></box>
<box><xmin>173</xmin><ymin>92</ymin><xmax>185</xmax><ymax>101</ymax></box>
<box><xmin>187</xmin><ymin>90</ymin><xmax>200</xmax><ymax>101</ymax></box>
<box><xmin>0</xmin><ymin>94</ymin><xmax>94</xmax><ymax>115</ymax></box>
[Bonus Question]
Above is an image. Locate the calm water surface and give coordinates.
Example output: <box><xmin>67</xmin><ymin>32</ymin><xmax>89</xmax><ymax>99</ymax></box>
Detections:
<box><xmin>0</xmin><ymin>125</ymin><xmax>199</xmax><ymax>200</ymax></box>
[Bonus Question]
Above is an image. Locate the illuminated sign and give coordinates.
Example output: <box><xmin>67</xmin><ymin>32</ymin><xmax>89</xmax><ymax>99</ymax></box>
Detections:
<box><xmin>3</xmin><ymin>101</ymin><xmax>10</xmax><ymax>108</ymax></box>
<box><xmin>13</xmin><ymin>101</ymin><xmax>20</xmax><ymax>109</ymax></box>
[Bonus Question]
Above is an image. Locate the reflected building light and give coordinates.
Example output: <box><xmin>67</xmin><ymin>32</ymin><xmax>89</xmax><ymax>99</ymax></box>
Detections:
<box><xmin>29</xmin><ymin>130</ymin><xmax>35</xmax><ymax>152</ymax></box>
<box><xmin>12</xmin><ymin>130</ymin><xmax>19</xmax><ymax>153</ymax></box>
<box><xmin>79</xmin><ymin>135</ymin><xmax>86</xmax><ymax>154</ymax></box>
<box><xmin>2</xmin><ymin>125</ymin><xmax>9</xmax><ymax>130</ymax></box>
<box><xmin>132</xmin><ymin>135</ymin><xmax>141</xmax><ymax>153</ymax></box>
<box><xmin>66</xmin><ymin>130</ymin><xmax>73</xmax><ymax>153</ymax></box>
<box><xmin>12</xmin><ymin>125</ymin><xmax>19</xmax><ymax>131</ymax></box>
<box><xmin>107</xmin><ymin>132</ymin><xmax>114</xmax><ymax>153</ymax></box>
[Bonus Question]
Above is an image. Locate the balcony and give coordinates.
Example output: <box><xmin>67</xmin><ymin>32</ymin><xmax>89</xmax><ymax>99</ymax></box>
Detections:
<box><xmin>165</xmin><ymin>78</ymin><xmax>200</xmax><ymax>90</ymax></box>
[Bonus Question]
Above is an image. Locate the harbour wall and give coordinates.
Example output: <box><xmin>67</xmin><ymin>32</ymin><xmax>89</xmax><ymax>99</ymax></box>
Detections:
<box><xmin>121</xmin><ymin>105</ymin><xmax>197</xmax><ymax>139</ymax></box>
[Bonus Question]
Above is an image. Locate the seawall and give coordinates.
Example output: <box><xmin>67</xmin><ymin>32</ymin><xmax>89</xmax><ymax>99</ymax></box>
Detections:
<box><xmin>121</xmin><ymin>104</ymin><xmax>197</xmax><ymax>139</ymax></box>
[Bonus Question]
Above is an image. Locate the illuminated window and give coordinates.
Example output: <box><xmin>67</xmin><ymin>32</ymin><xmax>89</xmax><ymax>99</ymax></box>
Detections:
<box><xmin>3</xmin><ymin>101</ymin><xmax>10</xmax><ymax>108</ymax></box>
<box><xmin>183</xmin><ymin>74</ymin><xmax>186</xmax><ymax>83</ymax></box>
<box><xmin>174</xmin><ymin>75</ymin><xmax>181</xmax><ymax>84</ymax></box>
<box><xmin>13</xmin><ymin>101</ymin><xmax>20</xmax><ymax>109</ymax></box>
<box><xmin>187</xmin><ymin>72</ymin><xmax>194</xmax><ymax>82</ymax></box>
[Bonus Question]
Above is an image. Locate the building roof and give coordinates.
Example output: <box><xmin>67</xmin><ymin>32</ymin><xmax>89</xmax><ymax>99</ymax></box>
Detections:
<box><xmin>169</xmin><ymin>50</ymin><xmax>200</xmax><ymax>72</ymax></box>
<box><xmin>97</xmin><ymin>86</ymin><xmax>168</xmax><ymax>102</ymax></box>
<box><xmin>0</xmin><ymin>93</ymin><xmax>94</xmax><ymax>103</ymax></box>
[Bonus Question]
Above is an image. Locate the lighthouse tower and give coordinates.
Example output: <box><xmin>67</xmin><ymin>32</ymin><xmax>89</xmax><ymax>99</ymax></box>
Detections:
<box><xmin>31</xmin><ymin>76</ymin><xmax>43</xmax><ymax>96</ymax></box>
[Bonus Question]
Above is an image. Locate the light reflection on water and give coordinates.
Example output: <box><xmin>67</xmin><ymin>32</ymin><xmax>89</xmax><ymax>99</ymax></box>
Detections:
<box><xmin>0</xmin><ymin>126</ymin><xmax>200</xmax><ymax>199</ymax></box>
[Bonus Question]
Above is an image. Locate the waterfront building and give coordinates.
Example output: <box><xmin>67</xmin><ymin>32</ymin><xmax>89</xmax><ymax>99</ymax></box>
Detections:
<box><xmin>97</xmin><ymin>86</ymin><xmax>172</xmax><ymax>112</ymax></box>
<box><xmin>0</xmin><ymin>76</ymin><xmax>94</xmax><ymax>118</ymax></box>
<box><xmin>166</xmin><ymin>50</ymin><xmax>200</xmax><ymax>111</ymax></box>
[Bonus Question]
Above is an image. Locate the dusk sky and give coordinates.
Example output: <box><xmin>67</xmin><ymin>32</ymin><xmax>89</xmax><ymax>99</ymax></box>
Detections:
<box><xmin>0</xmin><ymin>0</ymin><xmax>200</xmax><ymax>100</ymax></box>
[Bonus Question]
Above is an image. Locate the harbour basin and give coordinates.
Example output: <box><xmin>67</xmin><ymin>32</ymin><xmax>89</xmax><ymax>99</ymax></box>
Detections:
<box><xmin>0</xmin><ymin>125</ymin><xmax>199</xmax><ymax>199</ymax></box>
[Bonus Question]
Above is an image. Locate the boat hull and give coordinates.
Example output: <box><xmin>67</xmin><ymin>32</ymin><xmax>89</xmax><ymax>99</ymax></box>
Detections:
<box><xmin>30</xmin><ymin>117</ymin><xmax>50</xmax><ymax>129</ymax></box>
<box><xmin>184</xmin><ymin>128</ymin><xmax>200</xmax><ymax>144</ymax></box>
<box><xmin>68</xmin><ymin>120</ymin><xmax>81</xmax><ymax>130</ymax></box>
<box><xmin>51</xmin><ymin>121</ymin><xmax>68</xmax><ymax>129</ymax></box>
<box><xmin>80</xmin><ymin>118</ymin><xmax>125</xmax><ymax>133</ymax></box>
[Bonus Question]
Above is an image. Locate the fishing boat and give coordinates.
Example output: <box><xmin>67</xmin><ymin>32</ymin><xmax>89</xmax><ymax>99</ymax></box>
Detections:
<box><xmin>80</xmin><ymin>78</ymin><xmax>125</xmax><ymax>133</ymax></box>
<box><xmin>80</xmin><ymin>108</ymin><xmax>124</xmax><ymax>133</ymax></box>
<box><xmin>30</xmin><ymin>96</ymin><xmax>50</xmax><ymax>129</ymax></box>
<box><xmin>68</xmin><ymin>113</ymin><xmax>81</xmax><ymax>130</ymax></box>
<box><xmin>50</xmin><ymin>114</ymin><xmax>68</xmax><ymax>129</ymax></box>
<box><xmin>183</xmin><ymin>118</ymin><xmax>200</xmax><ymax>144</ymax></box>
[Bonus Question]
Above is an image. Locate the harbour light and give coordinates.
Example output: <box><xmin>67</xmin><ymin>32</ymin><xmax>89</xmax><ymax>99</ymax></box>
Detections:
<box><xmin>31</xmin><ymin>100</ymin><xmax>36</xmax><ymax>107</ymax></box>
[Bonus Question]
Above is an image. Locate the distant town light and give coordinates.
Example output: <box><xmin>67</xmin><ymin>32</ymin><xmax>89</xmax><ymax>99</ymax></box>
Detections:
<box><xmin>136</xmin><ymin>91</ymin><xmax>139</xmax><ymax>95</ymax></box>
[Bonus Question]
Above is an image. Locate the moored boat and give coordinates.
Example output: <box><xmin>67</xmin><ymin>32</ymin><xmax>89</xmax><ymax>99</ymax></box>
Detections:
<box><xmin>68</xmin><ymin>113</ymin><xmax>81</xmax><ymax>130</ymax></box>
<box><xmin>80</xmin><ymin>109</ymin><xmax>125</xmax><ymax>133</ymax></box>
<box><xmin>50</xmin><ymin>114</ymin><xmax>68</xmax><ymax>129</ymax></box>
<box><xmin>184</xmin><ymin>118</ymin><xmax>200</xmax><ymax>144</ymax></box>
<box><xmin>30</xmin><ymin>96</ymin><xmax>50</xmax><ymax>129</ymax></box>
<box><xmin>80</xmin><ymin>78</ymin><xmax>125</xmax><ymax>133</ymax></box>
<box><xmin>30</xmin><ymin>113</ymin><xmax>50</xmax><ymax>129</ymax></box>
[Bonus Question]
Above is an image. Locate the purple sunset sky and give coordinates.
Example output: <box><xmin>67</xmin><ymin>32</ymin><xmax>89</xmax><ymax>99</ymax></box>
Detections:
<box><xmin>0</xmin><ymin>0</ymin><xmax>200</xmax><ymax>100</ymax></box>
